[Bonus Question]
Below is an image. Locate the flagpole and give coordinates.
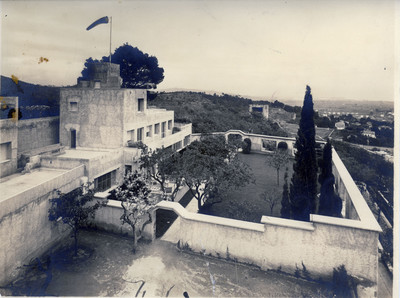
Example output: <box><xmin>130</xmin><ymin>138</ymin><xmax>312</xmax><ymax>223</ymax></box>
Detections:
<box><xmin>109</xmin><ymin>16</ymin><xmax>112</xmax><ymax>65</ymax></box>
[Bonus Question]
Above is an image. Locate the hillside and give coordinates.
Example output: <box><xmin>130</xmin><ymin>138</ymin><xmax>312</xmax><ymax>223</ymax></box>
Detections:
<box><xmin>1</xmin><ymin>75</ymin><xmax>60</xmax><ymax>119</ymax></box>
<box><xmin>149</xmin><ymin>91</ymin><xmax>288</xmax><ymax>136</ymax></box>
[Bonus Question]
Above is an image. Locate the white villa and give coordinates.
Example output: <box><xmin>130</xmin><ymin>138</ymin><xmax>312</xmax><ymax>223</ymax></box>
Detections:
<box><xmin>0</xmin><ymin>65</ymin><xmax>382</xmax><ymax>296</ymax></box>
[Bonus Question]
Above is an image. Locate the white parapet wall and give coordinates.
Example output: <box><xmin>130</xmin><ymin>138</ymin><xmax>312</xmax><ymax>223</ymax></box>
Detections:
<box><xmin>155</xmin><ymin>199</ymin><xmax>380</xmax><ymax>286</ymax></box>
<box><xmin>191</xmin><ymin>130</ymin><xmax>298</xmax><ymax>156</ymax></box>
<box><xmin>0</xmin><ymin>165</ymin><xmax>85</xmax><ymax>286</ymax></box>
<box><xmin>91</xmin><ymin>198</ymin><xmax>154</xmax><ymax>241</ymax></box>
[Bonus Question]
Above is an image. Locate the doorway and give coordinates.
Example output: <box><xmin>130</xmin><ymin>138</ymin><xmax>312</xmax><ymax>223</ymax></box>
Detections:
<box><xmin>71</xmin><ymin>129</ymin><xmax>76</xmax><ymax>149</ymax></box>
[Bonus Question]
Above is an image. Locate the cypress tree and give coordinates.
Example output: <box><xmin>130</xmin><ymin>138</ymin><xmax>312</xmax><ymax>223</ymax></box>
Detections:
<box><xmin>318</xmin><ymin>140</ymin><xmax>342</xmax><ymax>217</ymax></box>
<box><xmin>290</xmin><ymin>85</ymin><xmax>318</xmax><ymax>220</ymax></box>
<box><xmin>281</xmin><ymin>168</ymin><xmax>291</xmax><ymax>219</ymax></box>
<box><xmin>318</xmin><ymin>139</ymin><xmax>332</xmax><ymax>186</ymax></box>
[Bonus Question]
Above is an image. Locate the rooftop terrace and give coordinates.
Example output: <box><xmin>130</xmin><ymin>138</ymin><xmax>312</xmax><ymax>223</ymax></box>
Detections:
<box><xmin>0</xmin><ymin>167</ymin><xmax>68</xmax><ymax>202</ymax></box>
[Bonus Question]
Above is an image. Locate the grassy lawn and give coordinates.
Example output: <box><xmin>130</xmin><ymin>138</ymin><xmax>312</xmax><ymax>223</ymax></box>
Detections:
<box><xmin>207</xmin><ymin>152</ymin><xmax>294</xmax><ymax>223</ymax></box>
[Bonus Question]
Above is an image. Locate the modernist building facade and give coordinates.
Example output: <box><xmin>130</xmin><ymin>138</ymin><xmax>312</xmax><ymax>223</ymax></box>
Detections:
<box><xmin>0</xmin><ymin>63</ymin><xmax>192</xmax><ymax>285</ymax></box>
<box><xmin>60</xmin><ymin>63</ymin><xmax>191</xmax><ymax>151</ymax></box>
<box><xmin>54</xmin><ymin>62</ymin><xmax>192</xmax><ymax>191</ymax></box>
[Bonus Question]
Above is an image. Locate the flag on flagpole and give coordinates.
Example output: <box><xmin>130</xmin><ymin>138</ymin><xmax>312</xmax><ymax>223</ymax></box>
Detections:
<box><xmin>86</xmin><ymin>16</ymin><xmax>109</xmax><ymax>31</ymax></box>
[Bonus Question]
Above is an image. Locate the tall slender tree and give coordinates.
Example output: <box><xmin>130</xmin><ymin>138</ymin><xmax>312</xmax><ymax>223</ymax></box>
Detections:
<box><xmin>281</xmin><ymin>168</ymin><xmax>291</xmax><ymax>219</ymax></box>
<box><xmin>290</xmin><ymin>85</ymin><xmax>318</xmax><ymax>220</ymax></box>
<box><xmin>318</xmin><ymin>140</ymin><xmax>342</xmax><ymax>217</ymax></box>
<box><xmin>318</xmin><ymin>139</ymin><xmax>332</xmax><ymax>186</ymax></box>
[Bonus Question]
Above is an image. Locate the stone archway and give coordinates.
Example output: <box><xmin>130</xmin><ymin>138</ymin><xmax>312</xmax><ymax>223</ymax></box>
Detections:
<box><xmin>277</xmin><ymin>141</ymin><xmax>288</xmax><ymax>151</ymax></box>
<box><xmin>155</xmin><ymin>208</ymin><xmax>178</xmax><ymax>238</ymax></box>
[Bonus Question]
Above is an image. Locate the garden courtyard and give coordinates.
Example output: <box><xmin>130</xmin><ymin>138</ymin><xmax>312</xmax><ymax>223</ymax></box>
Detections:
<box><xmin>2</xmin><ymin>229</ymin><xmax>336</xmax><ymax>297</ymax></box>
<box><xmin>206</xmin><ymin>152</ymin><xmax>294</xmax><ymax>223</ymax></box>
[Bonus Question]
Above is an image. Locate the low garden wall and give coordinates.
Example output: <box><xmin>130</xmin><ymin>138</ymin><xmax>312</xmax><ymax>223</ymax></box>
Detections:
<box><xmin>155</xmin><ymin>200</ymin><xmax>380</xmax><ymax>287</ymax></box>
<box><xmin>155</xmin><ymin>131</ymin><xmax>381</xmax><ymax>291</ymax></box>
<box><xmin>91</xmin><ymin>199</ymin><xmax>153</xmax><ymax>239</ymax></box>
<box><xmin>92</xmin><ymin>185</ymin><xmax>190</xmax><ymax>240</ymax></box>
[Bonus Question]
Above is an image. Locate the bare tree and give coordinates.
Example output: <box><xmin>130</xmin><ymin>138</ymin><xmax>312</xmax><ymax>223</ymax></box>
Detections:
<box><xmin>267</xmin><ymin>149</ymin><xmax>289</xmax><ymax>186</ymax></box>
<box><xmin>260</xmin><ymin>190</ymin><xmax>280</xmax><ymax>215</ymax></box>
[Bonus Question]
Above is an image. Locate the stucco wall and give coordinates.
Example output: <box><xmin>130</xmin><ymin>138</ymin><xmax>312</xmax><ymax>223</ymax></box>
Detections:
<box><xmin>0</xmin><ymin>165</ymin><xmax>85</xmax><ymax>285</ymax></box>
<box><xmin>17</xmin><ymin>117</ymin><xmax>59</xmax><ymax>154</ymax></box>
<box><xmin>123</xmin><ymin>89</ymin><xmax>148</xmax><ymax>124</ymax></box>
<box><xmin>41</xmin><ymin>148</ymin><xmax>124</xmax><ymax>181</ymax></box>
<box><xmin>155</xmin><ymin>201</ymin><xmax>379</xmax><ymax>285</ymax></box>
<box><xmin>192</xmin><ymin>130</ymin><xmax>296</xmax><ymax>156</ymax></box>
<box><xmin>91</xmin><ymin>200</ymin><xmax>154</xmax><ymax>241</ymax></box>
<box><xmin>331</xmin><ymin>149</ymin><xmax>360</xmax><ymax>220</ymax></box>
<box><xmin>0</xmin><ymin>119</ymin><xmax>18</xmax><ymax>178</ymax></box>
<box><xmin>60</xmin><ymin>89</ymin><xmax>125</xmax><ymax>149</ymax></box>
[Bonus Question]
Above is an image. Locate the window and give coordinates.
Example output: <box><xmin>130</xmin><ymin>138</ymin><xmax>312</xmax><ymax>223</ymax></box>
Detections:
<box><xmin>95</xmin><ymin>170</ymin><xmax>116</xmax><ymax>192</ymax></box>
<box><xmin>154</xmin><ymin>123</ymin><xmax>160</xmax><ymax>134</ymax></box>
<box><xmin>172</xmin><ymin>141</ymin><xmax>182</xmax><ymax>151</ymax></box>
<box><xmin>168</xmin><ymin>120</ymin><xmax>172</xmax><ymax>130</ymax></box>
<box><xmin>137</xmin><ymin>127</ymin><xmax>144</xmax><ymax>142</ymax></box>
<box><xmin>125</xmin><ymin>165</ymin><xmax>132</xmax><ymax>175</ymax></box>
<box><xmin>128</xmin><ymin>129</ymin><xmax>135</xmax><ymax>141</ymax></box>
<box><xmin>184</xmin><ymin>135</ymin><xmax>190</xmax><ymax>146</ymax></box>
<box><xmin>0</xmin><ymin>142</ymin><xmax>12</xmax><ymax>161</ymax></box>
<box><xmin>161</xmin><ymin>122</ymin><xmax>166</xmax><ymax>138</ymax></box>
<box><xmin>138</xmin><ymin>98</ymin><xmax>144</xmax><ymax>112</ymax></box>
<box><xmin>70</xmin><ymin>102</ymin><xmax>78</xmax><ymax>112</ymax></box>
<box><xmin>146</xmin><ymin>125</ymin><xmax>152</xmax><ymax>138</ymax></box>
<box><xmin>68</xmin><ymin>96</ymin><xmax>80</xmax><ymax>111</ymax></box>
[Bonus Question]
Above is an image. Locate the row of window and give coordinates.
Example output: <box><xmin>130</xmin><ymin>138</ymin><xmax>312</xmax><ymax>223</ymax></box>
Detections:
<box><xmin>0</xmin><ymin>142</ymin><xmax>12</xmax><ymax>162</ymax></box>
<box><xmin>69</xmin><ymin>98</ymin><xmax>146</xmax><ymax>113</ymax></box>
<box><xmin>128</xmin><ymin>120</ymin><xmax>173</xmax><ymax>142</ymax></box>
<box><xmin>95</xmin><ymin>135</ymin><xmax>190</xmax><ymax>191</ymax></box>
<box><xmin>95</xmin><ymin>170</ymin><xmax>116</xmax><ymax>192</ymax></box>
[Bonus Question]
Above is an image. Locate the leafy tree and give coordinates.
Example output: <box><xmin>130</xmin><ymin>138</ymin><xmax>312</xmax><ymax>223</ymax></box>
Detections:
<box><xmin>114</xmin><ymin>171</ymin><xmax>156</xmax><ymax>252</ymax></box>
<box><xmin>290</xmin><ymin>85</ymin><xmax>318</xmax><ymax>220</ymax></box>
<box><xmin>139</xmin><ymin>146</ymin><xmax>182</xmax><ymax>201</ymax></box>
<box><xmin>227</xmin><ymin>134</ymin><xmax>243</xmax><ymax>149</ymax></box>
<box><xmin>318</xmin><ymin>140</ymin><xmax>342</xmax><ymax>217</ymax></box>
<box><xmin>79</xmin><ymin>43</ymin><xmax>164</xmax><ymax>88</ymax></box>
<box><xmin>281</xmin><ymin>168</ymin><xmax>291</xmax><ymax>219</ymax></box>
<box><xmin>242</xmin><ymin>138</ymin><xmax>252</xmax><ymax>154</ymax></box>
<box><xmin>260</xmin><ymin>190</ymin><xmax>280</xmax><ymax>215</ymax></box>
<box><xmin>150</xmin><ymin>92</ymin><xmax>288</xmax><ymax>136</ymax></box>
<box><xmin>268</xmin><ymin>149</ymin><xmax>289</xmax><ymax>186</ymax></box>
<box><xmin>48</xmin><ymin>183</ymin><xmax>104</xmax><ymax>255</ymax></box>
<box><xmin>178</xmin><ymin>135</ymin><xmax>254</xmax><ymax>211</ymax></box>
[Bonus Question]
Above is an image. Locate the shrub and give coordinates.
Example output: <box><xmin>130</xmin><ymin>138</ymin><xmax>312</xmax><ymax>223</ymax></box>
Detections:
<box><xmin>242</xmin><ymin>138</ymin><xmax>252</xmax><ymax>154</ymax></box>
<box><xmin>332</xmin><ymin>265</ymin><xmax>353</xmax><ymax>298</ymax></box>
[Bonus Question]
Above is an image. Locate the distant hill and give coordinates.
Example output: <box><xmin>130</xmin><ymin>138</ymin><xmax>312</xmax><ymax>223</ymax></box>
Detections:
<box><xmin>1</xmin><ymin>75</ymin><xmax>60</xmax><ymax>119</ymax></box>
<box><xmin>149</xmin><ymin>91</ymin><xmax>288</xmax><ymax>136</ymax></box>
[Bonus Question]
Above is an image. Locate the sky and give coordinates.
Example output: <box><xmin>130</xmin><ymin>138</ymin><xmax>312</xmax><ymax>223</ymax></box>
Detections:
<box><xmin>0</xmin><ymin>0</ymin><xmax>398</xmax><ymax>102</ymax></box>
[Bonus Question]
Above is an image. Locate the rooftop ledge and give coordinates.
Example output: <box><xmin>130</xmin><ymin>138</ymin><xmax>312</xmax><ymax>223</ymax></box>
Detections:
<box><xmin>260</xmin><ymin>213</ymin><xmax>381</xmax><ymax>233</ymax></box>
<box><xmin>156</xmin><ymin>201</ymin><xmax>265</xmax><ymax>232</ymax></box>
<box><xmin>154</xmin><ymin>201</ymin><xmax>381</xmax><ymax>233</ymax></box>
<box><xmin>261</xmin><ymin>216</ymin><xmax>315</xmax><ymax>231</ymax></box>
